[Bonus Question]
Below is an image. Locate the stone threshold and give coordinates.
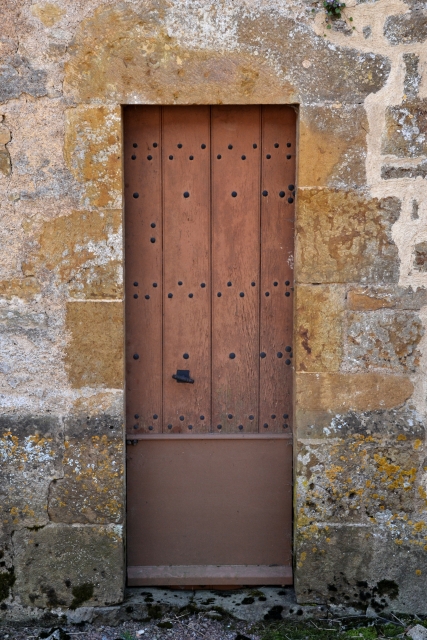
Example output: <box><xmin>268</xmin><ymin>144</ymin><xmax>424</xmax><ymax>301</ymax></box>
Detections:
<box><xmin>0</xmin><ymin>587</ymin><xmax>352</xmax><ymax>627</ymax></box>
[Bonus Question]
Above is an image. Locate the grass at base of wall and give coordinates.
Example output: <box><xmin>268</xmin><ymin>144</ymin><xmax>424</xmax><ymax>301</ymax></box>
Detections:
<box><xmin>254</xmin><ymin>617</ymin><xmax>427</xmax><ymax>640</ymax></box>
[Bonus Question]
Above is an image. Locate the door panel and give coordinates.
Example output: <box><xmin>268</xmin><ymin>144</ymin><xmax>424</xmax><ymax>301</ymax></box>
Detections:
<box><xmin>162</xmin><ymin>107</ymin><xmax>211</xmax><ymax>434</ymax></box>
<box><xmin>127</xmin><ymin>435</ymin><xmax>293</xmax><ymax>584</ymax></box>
<box><xmin>124</xmin><ymin>107</ymin><xmax>163</xmax><ymax>433</ymax></box>
<box><xmin>259</xmin><ymin>106</ymin><xmax>296</xmax><ymax>433</ymax></box>
<box><xmin>211</xmin><ymin>107</ymin><xmax>261</xmax><ymax>434</ymax></box>
<box><xmin>125</xmin><ymin>105</ymin><xmax>296</xmax><ymax>585</ymax></box>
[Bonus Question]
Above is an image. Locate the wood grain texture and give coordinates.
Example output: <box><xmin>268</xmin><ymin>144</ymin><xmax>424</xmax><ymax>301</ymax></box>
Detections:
<box><xmin>124</xmin><ymin>106</ymin><xmax>163</xmax><ymax>434</ymax></box>
<box><xmin>259</xmin><ymin>105</ymin><xmax>296</xmax><ymax>433</ymax></box>
<box><xmin>211</xmin><ymin>106</ymin><xmax>261</xmax><ymax>433</ymax></box>
<box><xmin>162</xmin><ymin>106</ymin><xmax>211</xmax><ymax>433</ymax></box>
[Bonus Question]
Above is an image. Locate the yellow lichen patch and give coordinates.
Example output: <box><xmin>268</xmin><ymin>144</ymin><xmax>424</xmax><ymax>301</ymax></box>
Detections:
<box><xmin>48</xmin><ymin>429</ymin><xmax>124</xmax><ymax>524</ymax></box>
<box><xmin>416</xmin><ymin>569</ymin><xmax>422</xmax><ymax>575</ymax></box>
<box><xmin>397</xmin><ymin>434</ymin><xmax>407</xmax><ymax>441</ymax></box>
<box><xmin>414</xmin><ymin>439</ymin><xmax>422</xmax><ymax>450</ymax></box>
<box><xmin>325</xmin><ymin>465</ymin><xmax>344</xmax><ymax>483</ymax></box>
<box><xmin>297</xmin><ymin>551</ymin><xmax>307</xmax><ymax>568</ymax></box>
<box><xmin>373</xmin><ymin>454</ymin><xmax>417</xmax><ymax>491</ymax></box>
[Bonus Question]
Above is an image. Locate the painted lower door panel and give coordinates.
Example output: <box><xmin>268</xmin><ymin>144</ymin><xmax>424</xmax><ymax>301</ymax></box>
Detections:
<box><xmin>127</xmin><ymin>436</ymin><xmax>293</xmax><ymax>585</ymax></box>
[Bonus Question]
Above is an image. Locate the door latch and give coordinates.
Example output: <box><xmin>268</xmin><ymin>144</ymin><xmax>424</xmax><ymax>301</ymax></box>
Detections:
<box><xmin>172</xmin><ymin>369</ymin><xmax>194</xmax><ymax>384</ymax></box>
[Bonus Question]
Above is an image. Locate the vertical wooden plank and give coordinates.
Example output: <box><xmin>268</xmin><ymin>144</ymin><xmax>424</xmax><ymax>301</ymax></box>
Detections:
<box><xmin>211</xmin><ymin>106</ymin><xmax>261</xmax><ymax>434</ymax></box>
<box><xmin>259</xmin><ymin>106</ymin><xmax>296</xmax><ymax>433</ymax></box>
<box><xmin>162</xmin><ymin>106</ymin><xmax>211</xmax><ymax>433</ymax></box>
<box><xmin>124</xmin><ymin>106</ymin><xmax>163</xmax><ymax>434</ymax></box>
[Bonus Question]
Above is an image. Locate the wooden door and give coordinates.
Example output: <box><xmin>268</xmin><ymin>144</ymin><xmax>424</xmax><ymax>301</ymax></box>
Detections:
<box><xmin>125</xmin><ymin>105</ymin><xmax>296</xmax><ymax>586</ymax></box>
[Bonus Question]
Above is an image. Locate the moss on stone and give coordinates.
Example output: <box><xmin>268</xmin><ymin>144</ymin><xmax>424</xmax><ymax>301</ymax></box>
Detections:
<box><xmin>0</xmin><ymin>568</ymin><xmax>15</xmax><ymax>602</ymax></box>
<box><xmin>70</xmin><ymin>582</ymin><xmax>94</xmax><ymax>609</ymax></box>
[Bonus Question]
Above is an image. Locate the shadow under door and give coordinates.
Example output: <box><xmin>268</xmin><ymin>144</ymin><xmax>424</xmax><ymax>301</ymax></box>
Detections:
<box><xmin>125</xmin><ymin>105</ymin><xmax>295</xmax><ymax>586</ymax></box>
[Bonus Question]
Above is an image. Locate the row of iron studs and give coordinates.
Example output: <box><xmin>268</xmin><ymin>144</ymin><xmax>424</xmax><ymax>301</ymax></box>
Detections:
<box><xmin>133</xmin><ymin>283</ymin><xmax>293</xmax><ymax>300</ymax></box>
<box><xmin>132</xmin><ymin>415</ymin><xmax>291</xmax><ymax>431</ymax></box>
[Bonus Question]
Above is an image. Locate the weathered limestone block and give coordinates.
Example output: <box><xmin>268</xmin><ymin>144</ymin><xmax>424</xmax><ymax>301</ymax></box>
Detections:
<box><xmin>0</xmin><ymin>121</ymin><xmax>11</xmax><ymax>176</ymax></box>
<box><xmin>297</xmin><ymin>409</ymin><xmax>425</xmax><ymax>525</ymax></box>
<box><xmin>296</xmin><ymin>189</ymin><xmax>401</xmax><ymax>284</ymax></box>
<box><xmin>403</xmin><ymin>53</ymin><xmax>421</xmax><ymax>100</ymax></box>
<box><xmin>296</xmin><ymin>523</ymin><xmax>427</xmax><ymax>614</ymax></box>
<box><xmin>299</xmin><ymin>104</ymin><xmax>368</xmax><ymax>189</ymax></box>
<box><xmin>0</xmin><ymin>415</ymin><xmax>63</xmax><ymax>533</ymax></box>
<box><xmin>64</xmin><ymin>106</ymin><xmax>121</xmax><ymax>209</ymax></box>
<box><xmin>296</xmin><ymin>373</ymin><xmax>413</xmax><ymax>415</ymax></box>
<box><xmin>382</xmin><ymin>101</ymin><xmax>427</xmax><ymax>158</ymax></box>
<box><xmin>13</xmin><ymin>524</ymin><xmax>123</xmax><ymax>608</ymax></box>
<box><xmin>63</xmin><ymin>4</ymin><xmax>390</xmax><ymax>105</ymax></box>
<box><xmin>346</xmin><ymin>310</ymin><xmax>423</xmax><ymax>373</ymax></box>
<box><xmin>0</xmin><ymin>55</ymin><xmax>47</xmax><ymax>104</ymax></box>
<box><xmin>23</xmin><ymin>210</ymin><xmax>123</xmax><ymax>299</ymax></box>
<box><xmin>347</xmin><ymin>285</ymin><xmax>427</xmax><ymax>311</ymax></box>
<box><xmin>295</xmin><ymin>285</ymin><xmax>345</xmax><ymax>372</ymax></box>
<box><xmin>48</xmin><ymin>410</ymin><xmax>124</xmax><ymax>525</ymax></box>
<box><xmin>65</xmin><ymin>302</ymin><xmax>123</xmax><ymax>389</ymax></box>
<box><xmin>0</xmin><ymin>149</ymin><xmax>11</xmax><ymax>177</ymax></box>
<box><xmin>384</xmin><ymin>7</ymin><xmax>427</xmax><ymax>45</ymax></box>
<box><xmin>414</xmin><ymin>242</ymin><xmax>427</xmax><ymax>273</ymax></box>
<box><xmin>381</xmin><ymin>161</ymin><xmax>427</xmax><ymax>180</ymax></box>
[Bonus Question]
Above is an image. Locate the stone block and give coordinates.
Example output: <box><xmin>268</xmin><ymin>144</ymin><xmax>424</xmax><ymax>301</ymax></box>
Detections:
<box><xmin>382</xmin><ymin>100</ymin><xmax>427</xmax><ymax>158</ymax></box>
<box><xmin>414</xmin><ymin>242</ymin><xmax>427</xmax><ymax>272</ymax></box>
<box><xmin>384</xmin><ymin>7</ymin><xmax>427</xmax><ymax>45</ymax></box>
<box><xmin>63</xmin><ymin>5</ymin><xmax>389</xmax><ymax>105</ymax></box>
<box><xmin>296</xmin><ymin>189</ymin><xmax>400</xmax><ymax>284</ymax></box>
<box><xmin>296</xmin><ymin>408</ymin><xmax>425</xmax><ymax>525</ymax></box>
<box><xmin>0</xmin><ymin>415</ymin><xmax>63</xmax><ymax>533</ymax></box>
<box><xmin>296</xmin><ymin>373</ymin><xmax>413</xmax><ymax>414</ymax></box>
<box><xmin>381</xmin><ymin>161</ymin><xmax>427</xmax><ymax>180</ymax></box>
<box><xmin>0</xmin><ymin>55</ymin><xmax>47</xmax><ymax>103</ymax></box>
<box><xmin>0</xmin><ymin>148</ymin><xmax>11</xmax><ymax>177</ymax></box>
<box><xmin>295</xmin><ymin>285</ymin><xmax>344</xmax><ymax>372</ymax></box>
<box><xmin>13</xmin><ymin>524</ymin><xmax>123</xmax><ymax>608</ymax></box>
<box><xmin>64</xmin><ymin>106</ymin><xmax>121</xmax><ymax>209</ymax></box>
<box><xmin>346</xmin><ymin>310</ymin><xmax>423</xmax><ymax>373</ymax></box>
<box><xmin>296</xmin><ymin>523</ymin><xmax>427</xmax><ymax>614</ymax></box>
<box><xmin>65</xmin><ymin>302</ymin><xmax>123</xmax><ymax>389</ymax></box>
<box><xmin>347</xmin><ymin>286</ymin><xmax>427</xmax><ymax>311</ymax></box>
<box><xmin>48</xmin><ymin>411</ymin><xmax>124</xmax><ymax>525</ymax></box>
<box><xmin>23</xmin><ymin>210</ymin><xmax>123</xmax><ymax>299</ymax></box>
<box><xmin>298</xmin><ymin>104</ymin><xmax>367</xmax><ymax>189</ymax></box>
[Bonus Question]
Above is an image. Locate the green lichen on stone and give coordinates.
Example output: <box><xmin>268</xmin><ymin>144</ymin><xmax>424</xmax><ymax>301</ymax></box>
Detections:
<box><xmin>70</xmin><ymin>582</ymin><xmax>94</xmax><ymax>609</ymax></box>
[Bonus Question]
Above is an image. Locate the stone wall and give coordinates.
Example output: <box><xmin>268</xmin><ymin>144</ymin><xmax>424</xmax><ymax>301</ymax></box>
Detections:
<box><xmin>1</xmin><ymin>0</ymin><xmax>427</xmax><ymax>619</ymax></box>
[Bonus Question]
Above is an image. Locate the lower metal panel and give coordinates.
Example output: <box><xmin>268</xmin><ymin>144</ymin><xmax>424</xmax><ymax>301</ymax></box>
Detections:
<box><xmin>126</xmin><ymin>436</ymin><xmax>292</xmax><ymax>585</ymax></box>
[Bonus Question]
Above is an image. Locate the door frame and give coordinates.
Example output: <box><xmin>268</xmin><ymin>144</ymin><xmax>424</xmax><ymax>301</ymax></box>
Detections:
<box><xmin>122</xmin><ymin>103</ymin><xmax>300</xmax><ymax>587</ymax></box>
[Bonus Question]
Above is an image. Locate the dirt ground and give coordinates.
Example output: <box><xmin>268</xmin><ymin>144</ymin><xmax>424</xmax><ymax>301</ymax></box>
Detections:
<box><xmin>1</xmin><ymin>611</ymin><xmax>427</xmax><ymax>640</ymax></box>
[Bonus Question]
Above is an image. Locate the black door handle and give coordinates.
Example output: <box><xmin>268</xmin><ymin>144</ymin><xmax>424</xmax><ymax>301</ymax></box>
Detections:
<box><xmin>172</xmin><ymin>369</ymin><xmax>194</xmax><ymax>384</ymax></box>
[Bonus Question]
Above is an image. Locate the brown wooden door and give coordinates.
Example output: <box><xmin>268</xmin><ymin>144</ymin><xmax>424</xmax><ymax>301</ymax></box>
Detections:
<box><xmin>124</xmin><ymin>105</ymin><xmax>295</xmax><ymax>586</ymax></box>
